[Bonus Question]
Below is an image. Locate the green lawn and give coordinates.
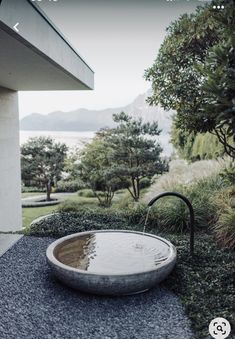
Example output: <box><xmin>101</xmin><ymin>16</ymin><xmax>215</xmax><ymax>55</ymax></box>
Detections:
<box><xmin>22</xmin><ymin>205</ymin><xmax>58</xmax><ymax>228</ymax></box>
<box><xmin>22</xmin><ymin>192</ymin><xmax>44</xmax><ymax>198</ymax></box>
<box><xmin>22</xmin><ymin>192</ymin><xmax>126</xmax><ymax>228</ymax></box>
<box><xmin>21</xmin><ymin>188</ymin><xmax>141</xmax><ymax>229</ymax></box>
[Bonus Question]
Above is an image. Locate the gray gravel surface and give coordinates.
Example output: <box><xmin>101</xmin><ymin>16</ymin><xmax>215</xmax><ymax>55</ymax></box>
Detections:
<box><xmin>0</xmin><ymin>236</ymin><xmax>194</xmax><ymax>339</ymax></box>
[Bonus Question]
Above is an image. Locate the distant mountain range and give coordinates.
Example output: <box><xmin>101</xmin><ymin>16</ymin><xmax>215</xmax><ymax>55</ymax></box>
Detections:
<box><xmin>20</xmin><ymin>91</ymin><xmax>173</xmax><ymax>135</ymax></box>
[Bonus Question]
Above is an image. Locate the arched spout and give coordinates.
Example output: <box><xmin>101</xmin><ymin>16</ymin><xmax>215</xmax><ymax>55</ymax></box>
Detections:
<box><xmin>148</xmin><ymin>192</ymin><xmax>195</xmax><ymax>256</ymax></box>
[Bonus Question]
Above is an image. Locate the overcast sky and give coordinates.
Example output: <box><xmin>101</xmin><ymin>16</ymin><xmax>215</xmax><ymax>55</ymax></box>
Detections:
<box><xmin>18</xmin><ymin>0</ymin><xmax>204</xmax><ymax>118</ymax></box>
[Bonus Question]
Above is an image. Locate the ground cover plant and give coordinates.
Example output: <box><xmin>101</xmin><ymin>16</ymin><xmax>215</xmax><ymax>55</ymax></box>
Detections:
<box><xmin>163</xmin><ymin>233</ymin><xmax>235</xmax><ymax>339</ymax></box>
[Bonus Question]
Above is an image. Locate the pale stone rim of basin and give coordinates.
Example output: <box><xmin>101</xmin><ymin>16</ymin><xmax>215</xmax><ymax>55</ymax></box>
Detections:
<box><xmin>46</xmin><ymin>230</ymin><xmax>177</xmax><ymax>277</ymax></box>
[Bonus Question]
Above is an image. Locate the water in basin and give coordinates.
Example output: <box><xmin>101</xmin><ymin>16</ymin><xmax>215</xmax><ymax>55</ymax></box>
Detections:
<box><xmin>54</xmin><ymin>232</ymin><xmax>171</xmax><ymax>275</ymax></box>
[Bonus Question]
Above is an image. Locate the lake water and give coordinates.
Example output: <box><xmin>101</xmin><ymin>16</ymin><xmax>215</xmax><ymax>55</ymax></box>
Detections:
<box><xmin>20</xmin><ymin>130</ymin><xmax>173</xmax><ymax>156</ymax></box>
<box><xmin>20</xmin><ymin>130</ymin><xmax>95</xmax><ymax>151</ymax></box>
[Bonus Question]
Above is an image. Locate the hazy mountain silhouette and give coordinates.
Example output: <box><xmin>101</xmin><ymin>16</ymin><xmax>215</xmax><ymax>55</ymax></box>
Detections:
<box><xmin>20</xmin><ymin>91</ymin><xmax>173</xmax><ymax>134</ymax></box>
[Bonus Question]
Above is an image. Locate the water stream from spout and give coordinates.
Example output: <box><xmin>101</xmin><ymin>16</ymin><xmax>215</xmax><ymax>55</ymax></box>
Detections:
<box><xmin>143</xmin><ymin>206</ymin><xmax>152</xmax><ymax>234</ymax></box>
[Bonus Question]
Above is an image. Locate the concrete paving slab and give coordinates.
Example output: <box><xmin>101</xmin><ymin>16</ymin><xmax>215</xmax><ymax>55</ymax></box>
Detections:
<box><xmin>0</xmin><ymin>234</ymin><xmax>23</xmax><ymax>257</ymax></box>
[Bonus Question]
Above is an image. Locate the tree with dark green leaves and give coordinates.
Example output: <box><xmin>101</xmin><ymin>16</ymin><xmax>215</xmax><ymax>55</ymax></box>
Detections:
<box><xmin>102</xmin><ymin>112</ymin><xmax>168</xmax><ymax>201</ymax></box>
<box><xmin>196</xmin><ymin>26</ymin><xmax>235</xmax><ymax>157</ymax></box>
<box><xmin>145</xmin><ymin>0</ymin><xmax>235</xmax><ymax>158</ymax></box>
<box><xmin>78</xmin><ymin>136</ymin><xmax>125</xmax><ymax>207</ymax></box>
<box><xmin>21</xmin><ymin>137</ymin><xmax>68</xmax><ymax>201</ymax></box>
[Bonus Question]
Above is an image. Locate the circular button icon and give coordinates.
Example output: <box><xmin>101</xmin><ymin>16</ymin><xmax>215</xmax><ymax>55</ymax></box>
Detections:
<box><xmin>209</xmin><ymin>318</ymin><xmax>231</xmax><ymax>339</ymax></box>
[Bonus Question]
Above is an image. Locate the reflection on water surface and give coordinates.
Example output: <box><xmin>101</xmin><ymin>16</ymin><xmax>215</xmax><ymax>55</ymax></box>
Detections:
<box><xmin>55</xmin><ymin>232</ymin><xmax>170</xmax><ymax>274</ymax></box>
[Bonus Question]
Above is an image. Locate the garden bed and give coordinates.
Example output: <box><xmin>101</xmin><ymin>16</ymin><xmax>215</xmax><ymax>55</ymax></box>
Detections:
<box><xmin>25</xmin><ymin>211</ymin><xmax>235</xmax><ymax>339</ymax></box>
<box><xmin>22</xmin><ymin>198</ymin><xmax>61</xmax><ymax>208</ymax></box>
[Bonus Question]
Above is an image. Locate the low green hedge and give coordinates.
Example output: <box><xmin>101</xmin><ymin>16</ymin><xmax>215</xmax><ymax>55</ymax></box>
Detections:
<box><xmin>55</xmin><ymin>180</ymin><xmax>85</xmax><ymax>193</ymax></box>
<box><xmin>76</xmin><ymin>189</ymin><xmax>107</xmax><ymax>198</ymax></box>
<box><xmin>77</xmin><ymin>189</ymin><xmax>97</xmax><ymax>197</ymax></box>
<box><xmin>27</xmin><ymin>204</ymin><xmax>166</xmax><ymax>237</ymax></box>
<box><xmin>139</xmin><ymin>177</ymin><xmax>152</xmax><ymax>189</ymax></box>
<box><xmin>22</xmin><ymin>198</ymin><xmax>61</xmax><ymax>208</ymax></box>
<box><xmin>22</xmin><ymin>186</ymin><xmax>45</xmax><ymax>193</ymax></box>
<box><xmin>27</xmin><ymin>209</ymin><xmax>137</xmax><ymax>237</ymax></box>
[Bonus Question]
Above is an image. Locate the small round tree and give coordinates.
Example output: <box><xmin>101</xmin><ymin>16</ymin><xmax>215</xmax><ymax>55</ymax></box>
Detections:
<box><xmin>78</xmin><ymin>136</ymin><xmax>126</xmax><ymax>207</ymax></box>
<box><xmin>21</xmin><ymin>137</ymin><xmax>68</xmax><ymax>201</ymax></box>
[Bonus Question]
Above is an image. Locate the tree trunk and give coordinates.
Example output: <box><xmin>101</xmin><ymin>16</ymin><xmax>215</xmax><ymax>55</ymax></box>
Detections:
<box><xmin>136</xmin><ymin>177</ymin><xmax>140</xmax><ymax>201</ymax></box>
<box><xmin>94</xmin><ymin>190</ymin><xmax>103</xmax><ymax>205</ymax></box>
<box><xmin>131</xmin><ymin>176</ymin><xmax>138</xmax><ymax>201</ymax></box>
<box><xmin>46</xmin><ymin>181</ymin><xmax>51</xmax><ymax>201</ymax></box>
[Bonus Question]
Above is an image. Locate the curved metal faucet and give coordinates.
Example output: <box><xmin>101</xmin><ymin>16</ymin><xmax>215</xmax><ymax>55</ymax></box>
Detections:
<box><xmin>148</xmin><ymin>192</ymin><xmax>195</xmax><ymax>256</ymax></box>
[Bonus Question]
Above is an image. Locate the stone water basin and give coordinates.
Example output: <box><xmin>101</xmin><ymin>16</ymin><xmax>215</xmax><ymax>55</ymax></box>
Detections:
<box><xmin>46</xmin><ymin>230</ymin><xmax>177</xmax><ymax>295</ymax></box>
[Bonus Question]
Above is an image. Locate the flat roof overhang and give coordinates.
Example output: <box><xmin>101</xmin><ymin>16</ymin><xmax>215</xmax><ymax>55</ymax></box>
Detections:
<box><xmin>0</xmin><ymin>0</ymin><xmax>94</xmax><ymax>91</ymax></box>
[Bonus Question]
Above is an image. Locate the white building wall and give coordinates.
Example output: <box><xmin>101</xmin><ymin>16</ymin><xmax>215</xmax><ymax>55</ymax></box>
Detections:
<box><xmin>0</xmin><ymin>87</ymin><xmax>22</xmax><ymax>231</ymax></box>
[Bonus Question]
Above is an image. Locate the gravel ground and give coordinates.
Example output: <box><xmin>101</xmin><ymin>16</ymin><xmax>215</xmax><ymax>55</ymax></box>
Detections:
<box><xmin>0</xmin><ymin>237</ymin><xmax>194</xmax><ymax>339</ymax></box>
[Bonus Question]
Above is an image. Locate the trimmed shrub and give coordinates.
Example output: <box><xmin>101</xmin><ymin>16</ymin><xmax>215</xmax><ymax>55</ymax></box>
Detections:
<box><xmin>58</xmin><ymin>200</ymin><xmax>83</xmax><ymax>213</ymax></box>
<box><xmin>58</xmin><ymin>199</ymin><xmax>97</xmax><ymax>212</ymax></box>
<box><xmin>139</xmin><ymin>177</ymin><xmax>151</xmax><ymax>189</ymax></box>
<box><xmin>55</xmin><ymin>180</ymin><xmax>85</xmax><ymax>193</ymax></box>
<box><xmin>22</xmin><ymin>186</ymin><xmax>45</xmax><ymax>193</ymax></box>
<box><xmin>77</xmin><ymin>189</ymin><xmax>96</xmax><ymax>198</ymax></box>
